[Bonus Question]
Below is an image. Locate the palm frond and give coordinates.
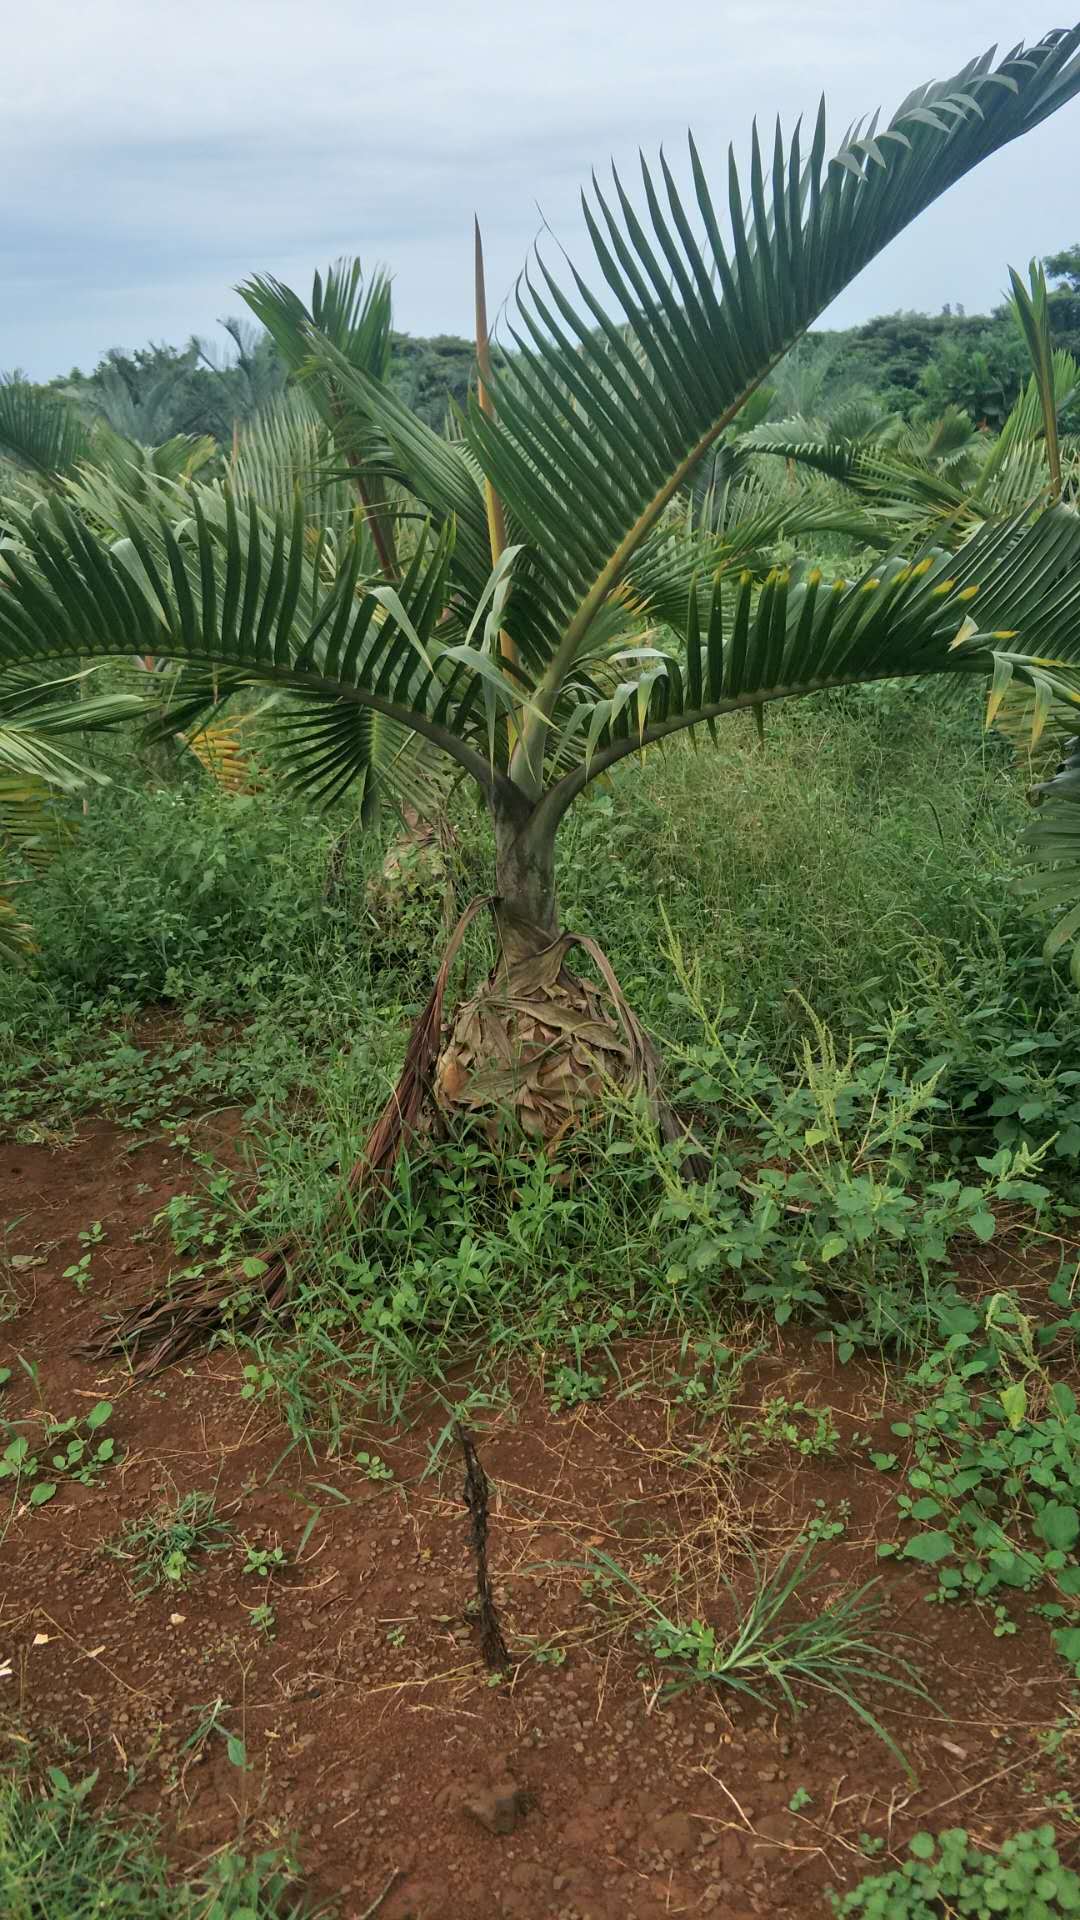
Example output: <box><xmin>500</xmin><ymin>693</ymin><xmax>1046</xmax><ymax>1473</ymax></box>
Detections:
<box><xmin>0</xmin><ymin>775</ymin><xmax>72</xmax><ymax>871</ymax></box>
<box><xmin>239</xmin><ymin>263</ymin><xmax>401</xmax><ymax>576</ymax></box>
<box><xmin>0</xmin><ymin>377</ymin><xmax>92</xmax><ymax>485</ymax></box>
<box><xmin>1023</xmin><ymin>733</ymin><xmax>1080</xmax><ymax>983</ymax></box>
<box><xmin>1007</xmin><ymin>260</ymin><xmax>1070</xmax><ymax>496</ymax></box>
<box><xmin>230</xmin><ymin>392</ymin><xmax>352</xmax><ymax>528</ymax></box>
<box><xmin>0</xmin><ymin>489</ymin><xmax>511</xmax><ymax>796</ymax></box>
<box><xmin>0</xmin><ymin>669</ymin><xmax>148</xmax><ymax>789</ymax></box>
<box><xmin>472</xmin><ymin>30</ymin><xmax>1080</xmax><ymax>696</ymax></box>
<box><xmin>535</xmin><ymin>505</ymin><xmax>1080</xmax><ymax>819</ymax></box>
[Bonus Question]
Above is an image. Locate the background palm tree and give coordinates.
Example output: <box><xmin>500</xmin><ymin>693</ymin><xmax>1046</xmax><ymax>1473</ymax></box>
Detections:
<box><xmin>0</xmin><ymin>670</ymin><xmax>148</xmax><ymax>960</ymax></box>
<box><xmin>3</xmin><ymin>26</ymin><xmax>1080</xmax><ymax>1360</ymax></box>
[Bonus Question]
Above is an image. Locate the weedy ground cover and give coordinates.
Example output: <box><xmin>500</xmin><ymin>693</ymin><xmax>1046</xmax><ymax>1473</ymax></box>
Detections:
<box><xmin>1</xmin><ymin>702</ymin><xmax>1079</xmax><ymax>1917</ymax></box>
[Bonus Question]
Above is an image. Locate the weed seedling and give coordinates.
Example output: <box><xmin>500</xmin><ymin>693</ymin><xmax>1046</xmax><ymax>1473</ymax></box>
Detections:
<box><xmin>182</xmin><ymin>1697</ymin><xmax>248</xmax><ymax>1772</ymax></box>
<box><xmin>63</xmin><ymin>1222</ymin><xmax>105</xmax><ymax>1293</ymax></box>
<box><xmin>107</xmin><ymin>1490</ymin><xmax>233</xmax><ymax>1590</ymax></box>
<box><xmin>592</xmin><ymin>1544</ymin><xmax>929</xmax><ymax>1773</ymax></box>
<box><xmin>756</xmin><ymin>1397</ymin><xmax>839</xmax><ymax>1459</ymax></box>
<box><xmin>549</xmin><ymin>1364</ymin><xmax>606</xmax><ymax>1413</ymax></box>
<box><xmin>247</xmin><ymin>1602</ymin><xmax>277</xmax><ymax>1640</ymax></box>
<box><xmin>242</xmin><ymin>1542</ymin><xmax>288</xmax><ymax>1579</ymax></box>
<box><xmin>1</xmin><ymin>1400</ymin><xmax>117</xmax><ymax>1509</ymax></box>
<box><xmin>798</xmin><ymin>1500</ymin><xmax>852</xmax><ymax>1546</ymax></box>
<box><xmin>830</xmin><ymin>1824</ymin><xmax>1080</xmax><ymax>1917</ymax></box>
<box><xmin>354</xmin><ymin>1450</ymin><xmax>394</xmax><ymax>1482</ymax></box>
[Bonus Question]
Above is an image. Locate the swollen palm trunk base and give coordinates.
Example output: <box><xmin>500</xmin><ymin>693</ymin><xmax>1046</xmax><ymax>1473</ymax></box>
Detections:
<box><xmin>80</xmin><ymin>901</ymin><xmax>689</xmax><ymax>1374</ymax></box>
<box><xmin>435</xmin><ymin>926</ymin><xmax>636</xmax><ymax>1142</ymax></box>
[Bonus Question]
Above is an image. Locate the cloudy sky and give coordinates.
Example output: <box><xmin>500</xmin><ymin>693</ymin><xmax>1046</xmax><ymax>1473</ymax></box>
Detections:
<box><xmin>3</xmin><ymin>3</ymin><xmax>1078</xmax><ymax>379</ymax></box>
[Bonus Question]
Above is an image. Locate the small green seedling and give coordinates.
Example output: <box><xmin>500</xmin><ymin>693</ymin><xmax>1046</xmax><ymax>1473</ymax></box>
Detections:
<box><xmin>830</xmin><ymin>1824</ymin><xmax>1080</xmax><ymax>1917</ymax></box>
<box><xmin>549</xmin><ymin>1364</ymin><xmax>606</xmax><ymax>1413</ymax></box>
<box><xmin>242</xmin><ymin>1542</ymin><xmax>288</xmax><ymax>1579</ymax></box>
<box><xmin>108</xmin><ymin>1490</ymin><xmax>233</xmax><ymax>1589</ymax></box>
<box><xmin>355</xmin><ymin>1451</ymin><xmax>394</xmax><ymax>1481</ymax></box>
<box><xmin>0</xmin><ymin>1400</ymin><xmax>116</xmax><ymax>1508</ymax></box>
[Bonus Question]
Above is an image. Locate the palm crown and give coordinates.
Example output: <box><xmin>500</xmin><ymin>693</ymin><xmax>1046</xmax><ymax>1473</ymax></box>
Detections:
<box><xmin>3</xmin><ymin>27</ymin><xmax>1080</xmax><ymax>957</ymax></box>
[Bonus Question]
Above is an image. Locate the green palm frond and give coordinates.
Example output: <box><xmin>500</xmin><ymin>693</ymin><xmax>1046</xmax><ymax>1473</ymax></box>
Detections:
<box><xmin>230</xmin><ymin>392</ymin><xmax>353</xmax><ymax>529</ymax></box>
<box><xmin>739</xmin><ymin>418</ymin><xmax>974</xmax><ymax>533</ymax></box>
<box><xmin>534</xmin><ymin>506</ymin><xmax>1080</xmax><ymax>821</ymax></box>
<box><xmin>470</xmin><ymin>29</ymin><xmax>1080</xmax><ymax>694</ymax></box>
<box><xmin>0</xmin><ymin>775</ymin><xmax>71</xmax><ymax>871</ymax></box>
<box><xmin>242</xmin><ymin>259</ymin><xmax>394</xmax><ymax>385</ymax></box>
<box><xmin>271</xmin><ymin>701</ymin><xmax>455</xmax><ymax>819</ymax></box>
<box><xmin>1023</xmin><ymin>734</ymin><xmax>1080</xmax><ymax>982</ymax></box>
<box><xmin>239</xmin><ymin>263</ymin><xmax>402</xmax><ymax>576</ymax></box>
<box><xmin>0</xmin><ymin>377</ymin><xmax>92</xmax><ymax>485</ymax></box>
<box><xmin>1007</xmin><ymin>261</ymin><xmax>1071</xmax><ymax>496</ymax></box>
<box><xmin>0</xmin><ymin>669</ymin><xmax>148</xmax><ymax>789</ymax></box>
<box><xmin>915</xmin><ymin>406</ymin><xmax>982</xmax><ymax>472</ymax></box>
<box><xmin>0</xmin><ymin>489</ymin><xmax>513</xmax><ymax>795</ymax></box>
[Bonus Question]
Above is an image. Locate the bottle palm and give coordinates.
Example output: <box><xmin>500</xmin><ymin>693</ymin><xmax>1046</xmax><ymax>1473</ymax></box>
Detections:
<box><xmin>2</xmin><ymin>28</ymin><xmax>1080</xmax><ymax>1355</ymax></box>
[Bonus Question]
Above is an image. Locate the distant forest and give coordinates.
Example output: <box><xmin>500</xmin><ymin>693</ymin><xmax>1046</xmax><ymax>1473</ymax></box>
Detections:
<box><xmin>19</xmin><ymin>242</ymin><xmax>1080</xmax><ymax>444</ymax></box>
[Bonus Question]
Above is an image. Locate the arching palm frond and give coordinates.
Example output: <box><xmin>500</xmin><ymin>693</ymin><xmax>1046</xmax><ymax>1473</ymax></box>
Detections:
<box><xmin>230</xmin><ymin>392</ymin><xmax>354</xmax><ymax>535</ymax></box>
<box><xmin>0</xmin><ymin>668</ymin><xmax>147</xmax><ymax>788</ymax></box>
<box><xmin>0</xmin><ymin>489</ymin><xmax>508</xmax><ymax>796</ymax></box>
<box><xmin>534</xmin><ymin>505</ymin><xmax>1080</xmax><ymax>823</ymax></box>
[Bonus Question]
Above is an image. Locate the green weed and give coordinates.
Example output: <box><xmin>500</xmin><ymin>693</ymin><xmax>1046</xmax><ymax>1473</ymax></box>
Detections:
<box><xmin>830</xmin><ymin>1824</ymin><xmax>1080</xmax><ymax>1918</ymax></box>
<box><xmin>589</xmin><ymin>1543</ymin><xmax>929</xmax><ymax>1774</ymax></box>
<box><xmin>0</xmin><ymin>1401</ymin><xmax>116</xmax><ymax>1510</ymax></box>
<box><xmin>0</xmin><ymin>1763</ymin><xmax>317</xmax><ymax>1918</ymax></box>
<box><xmin>106</xmin><ymin>1490</ymin><xmax>233</xmax><ymax>1590</ymax></box>
<box><xmin>875</xmin><ymin>1301</ymin><xmax>1080</xmax><ymax>1670</ymax></box>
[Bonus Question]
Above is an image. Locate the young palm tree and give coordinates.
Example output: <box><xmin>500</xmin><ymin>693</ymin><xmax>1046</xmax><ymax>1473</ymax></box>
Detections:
<box><xmin>3</xmin><ymin>28</ymin><xmax>1080</xmax><ymax>1359</ymax></box>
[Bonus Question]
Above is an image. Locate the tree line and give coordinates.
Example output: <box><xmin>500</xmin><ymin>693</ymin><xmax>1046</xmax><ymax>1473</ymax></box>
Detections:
<box><xmin>12</xmin><ymin>243</ymin><xmax>1080</xmax><ymax>451</ymax></box>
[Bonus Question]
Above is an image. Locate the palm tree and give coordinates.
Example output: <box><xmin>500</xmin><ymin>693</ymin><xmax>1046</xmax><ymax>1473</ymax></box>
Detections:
<box><xmin>0</xmin><ymin>670</ymin><xmax>148</xmax><ymax>960</ymax></box>
<box><xmin>3</xmin><ymin>27</ymin><xmax>1080</xmax><ymax>1359</ymax></box>
<box><xmin>742</xmin><ymin>264</ymin><xmax>1080</xmax><ymax>540</ymax></box>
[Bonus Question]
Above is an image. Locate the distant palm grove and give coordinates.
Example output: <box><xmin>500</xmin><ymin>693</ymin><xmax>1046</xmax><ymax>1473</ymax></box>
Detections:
<box><xmin>11</xmin><ymin>239</ymin><xmax>1080</xmax><ymax>446</ymax></box>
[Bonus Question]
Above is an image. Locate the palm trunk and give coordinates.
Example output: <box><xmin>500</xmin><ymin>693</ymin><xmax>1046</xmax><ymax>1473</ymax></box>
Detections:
<box><xmin>491</xmin><ymin>798</ymin><xmax>560</xmax><ymax>964</ymax></box>
<box><xmin>433</xmin><ymin>796</ymin><xmax>648</xmax><ymax>1138</ymax></box>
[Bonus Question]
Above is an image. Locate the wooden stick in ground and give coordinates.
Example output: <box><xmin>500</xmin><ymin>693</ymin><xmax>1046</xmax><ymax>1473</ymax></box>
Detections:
<box><xmin>456</xmin><ymin>1421</ymin><xmax>510</xmax><ymax>1671</ymax></box>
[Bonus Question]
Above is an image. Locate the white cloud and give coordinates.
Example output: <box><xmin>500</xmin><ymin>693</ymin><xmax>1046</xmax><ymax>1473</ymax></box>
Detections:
<box><xmin>3</xmin><ymin>1</ymin><xmax>1077</xmax><ymax>373</ymax></box>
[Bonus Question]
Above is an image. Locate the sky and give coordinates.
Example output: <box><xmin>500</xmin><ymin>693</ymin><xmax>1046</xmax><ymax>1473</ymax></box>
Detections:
<box><xmin>3</xmin><ymin>2</ymin><xmax>1079</xmax><ymax>380</ymax></box>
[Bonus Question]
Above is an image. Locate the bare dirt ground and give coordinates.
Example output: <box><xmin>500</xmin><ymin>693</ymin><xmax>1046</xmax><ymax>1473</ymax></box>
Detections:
<box><xmin>1</xmin><ymin>1115</ymin><xmax>1077</xmax><ymax>1919</ymax></box>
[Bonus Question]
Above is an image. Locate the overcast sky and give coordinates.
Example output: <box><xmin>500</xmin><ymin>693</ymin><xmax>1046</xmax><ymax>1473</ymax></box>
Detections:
<box><xmin>4</xmin><ymin>3</ymin><xmax>1079</xmax><ymax>380</ymax></box>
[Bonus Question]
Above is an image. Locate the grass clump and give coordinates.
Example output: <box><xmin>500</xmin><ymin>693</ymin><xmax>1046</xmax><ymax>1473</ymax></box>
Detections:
<box><xmin>586</xmin><ymin>1543</ymin><xmax>929</xmax><ymax>1774</ymax></box>
<box><xmin>106</xmin><ymin>1489</ymin><xmax>234</xmax><ymax>1591</ymax></box>
<box><xmin>0</xmin><ymin>1764</ymin><xmax>317</xmax><ymax>1918</ymax></box>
